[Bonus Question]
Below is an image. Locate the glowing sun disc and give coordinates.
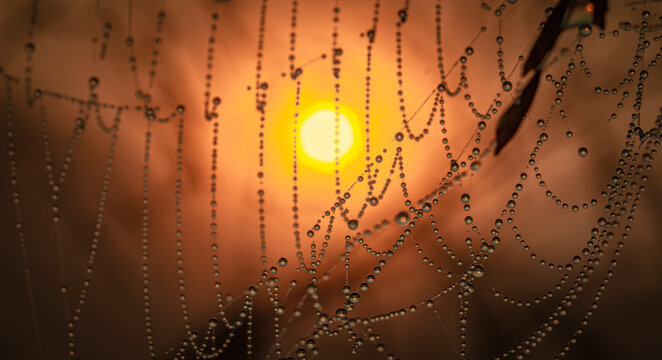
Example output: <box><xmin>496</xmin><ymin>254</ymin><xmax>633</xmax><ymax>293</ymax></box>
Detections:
<box><xmin>300</xmin><ymin>109</ymin><xmax>355</xmax><ymax>163</ymax></box>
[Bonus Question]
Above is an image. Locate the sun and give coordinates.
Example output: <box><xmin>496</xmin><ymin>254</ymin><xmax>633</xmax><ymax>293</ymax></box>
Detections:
<box><xmin>301</xmin><ymin>109</ymin><xmax>353</xmax><ymax>162</ymax></box>
<box><xmin>298</xmin><ymin>103</ymin><xmax>361</xmax><ymax>171</ymax></box>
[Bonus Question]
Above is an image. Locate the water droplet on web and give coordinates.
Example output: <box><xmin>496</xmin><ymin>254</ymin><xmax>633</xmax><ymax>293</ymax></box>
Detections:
<box><xmin>578</xmin><ymin>147</ymin><xmax>588</xmax><ymax>157</ymax></box>
<box><xmin>472</xmin><ymin>265</ymin><xmax>485</xmax><ymax>278</ymax></box>
<box><xmin>366</xmin><ymin>29</ymin><xmax>375</xmax><ymax>42</ymax></box>
<box><xmin>75</xmin><ymin>118</ymin><xmax>86</xmax><ymax>134</ymax></box>
<box><xmin>395</xmin><ymin>211</ymin><xmax>409</xmax><ymax>226</ymax></box>
<box><xmin>579</xmin><ymin>24</ymin><xmax>592</xmax><ymax>37</ymax></box>
<box><xmin>88</xmin><ymin>76</ymin><xmax>99</xmax><ymax>90</ymax></box>
<box><xmin>398</xmin><ymin>9</ymin><xmax>407</xmax><ymax>23</ymax></box>
<box><xmin>422</xmin><ymin>202</ymin><xmax>432</xmax><ymax>212</ymax></box>
<box><xmin>291</xmin><ymin>67</ymin><xmax>303</xmax><ymax>79</ymax></box>
<box><xmin>275</xmin><ymin>305</ymin><xmax>285</xmax><ymax>315</ymax></box>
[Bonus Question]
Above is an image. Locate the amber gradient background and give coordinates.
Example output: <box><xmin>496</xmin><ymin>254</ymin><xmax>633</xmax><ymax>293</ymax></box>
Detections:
<box><xmin>1</xmin><ymin>0</ymin><xmax>661</xmax><ymax>359</ymax></box>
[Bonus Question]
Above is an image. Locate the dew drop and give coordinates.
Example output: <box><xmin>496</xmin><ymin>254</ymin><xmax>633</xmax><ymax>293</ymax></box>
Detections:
<box><xmin>422</xmin><ymin>202</ymin><xmax>432</xmax><ymax>212</ymax></box>
<box><xmin>472</xmin><ymin>265</ymin><xmax>485</xmax><ymax>278</ymax></box>
<box><xmin>579</xmin><ymin>24</ymin><xmax>592</xmax><ymax>37</ymax></box>
<box><xmin>75</xmin><ymin>117</ymin><xmax>86</xmax><ymax>133</ymax></box>
<box><xmin>275</xmin><ymin>305</ymin><xmax>285</xmax><ymax>315</ymax></box>
<box><xmin>88</xmin><ymin>76</ymin><xmax>99</xmax><ymax>90</ymax></box>
<box><xmin>395</xmin><ymin>211</ymin><xmax>409</xmax><ymax>226</ymax></box>
<box><xmin>398</xmin><ymin>9</ymin><xmax>407</xmax><ymax>23</ymax></box>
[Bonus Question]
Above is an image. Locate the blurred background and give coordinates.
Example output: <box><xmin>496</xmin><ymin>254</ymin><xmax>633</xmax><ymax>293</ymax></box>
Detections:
<box><xmin>1</xmin><ymin>0</ymin><xmax>661</xmax><ymax>359</ymax></box>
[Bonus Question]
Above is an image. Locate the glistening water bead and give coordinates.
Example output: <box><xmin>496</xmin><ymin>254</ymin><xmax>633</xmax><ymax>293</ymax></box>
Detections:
<box><xmin>579</xmin><ymin>24</ymin><xmax>592</xmax><ymax>37</ymax></box>
<box><xmin>395</xmin><ymin>211</ymin><xmax>409</xmax><ymax>225</ymax></box>
<box><xmin>578</xmin><ymin>147</ymin><xmax>588</xmax><ymax>157</ymax></box>
<box><xmin>472</xmin><ymin>265</ymin><xmax>485</xmax><ymax>278</ymax></box>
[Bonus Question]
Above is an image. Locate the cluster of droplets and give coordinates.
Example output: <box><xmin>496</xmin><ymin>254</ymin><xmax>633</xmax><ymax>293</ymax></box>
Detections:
<box><xmin>203</xmin><ymin>10</ymin><xmax>227</xmax><ymax>325</ymax></box>
<box><xmin>30</xmin><ymin>75</ymin><xmax>125</xmax><ymax>357</ymax></box>
<box><xmin>5</xmin><ymin>1</ymin><xmax>662</xmax><ymax>360</ymax></box>
<box><xmin>255</xmin><ymin>0</ymin><xmax>269</xmax><ymax>267</ymax></box>
<box><xmin>2</xmin><ymin>71</ymin><xmax>43</xmax><ymax>357</ymax></box>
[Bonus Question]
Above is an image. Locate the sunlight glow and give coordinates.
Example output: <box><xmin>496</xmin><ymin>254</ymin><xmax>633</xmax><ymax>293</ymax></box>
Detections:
<box><xmin>300</xmin><ymin>109</ymin><xmax>355</xmax><ymax>164</ymax></box>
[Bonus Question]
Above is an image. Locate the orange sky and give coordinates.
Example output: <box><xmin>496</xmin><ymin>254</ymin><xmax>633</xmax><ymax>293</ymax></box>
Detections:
<box><xmin>1</xmin><ymin>0</ymin><xmax>662</xmax><ymax>359</ymax></box>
